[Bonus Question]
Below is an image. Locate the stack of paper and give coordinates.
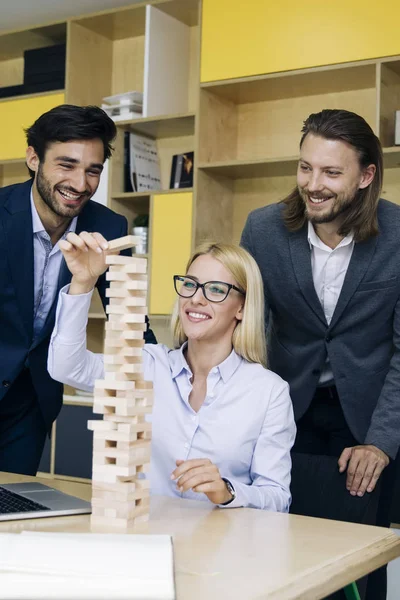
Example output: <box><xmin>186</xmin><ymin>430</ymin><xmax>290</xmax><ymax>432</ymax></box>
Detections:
<box><xmin>102</xmin><ymin>92</ymin><xmax>143</xmax><ymax>122</ymax></box>
<box><xmin>0</xmin><ymin>532</ymin><xmax>175</xmax><ymax>599</ymax></box>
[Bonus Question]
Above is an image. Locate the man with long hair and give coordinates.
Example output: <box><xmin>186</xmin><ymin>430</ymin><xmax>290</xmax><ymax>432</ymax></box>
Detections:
<box><xmin>0</xmin><ymin>104</ymin><xmax>155</xmax><ymax>476</ymax></box>
<box><xmin>241</xmin><ymin>109</ymin><xmax>399</xmax><ymax>600</ymax></box>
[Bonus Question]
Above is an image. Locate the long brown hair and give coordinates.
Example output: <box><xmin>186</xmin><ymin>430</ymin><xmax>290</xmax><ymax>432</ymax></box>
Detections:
<box><xmin>282</xmin><ymin>109</ymin><xmax>383</xmax><ymax>242</ymax></box>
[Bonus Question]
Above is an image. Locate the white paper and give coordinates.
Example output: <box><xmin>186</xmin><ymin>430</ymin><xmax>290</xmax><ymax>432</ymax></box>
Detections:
<box><xmin>0</xmin><ymin>532</ymin><xmax>175</xmax><ymax>599</ymax></box>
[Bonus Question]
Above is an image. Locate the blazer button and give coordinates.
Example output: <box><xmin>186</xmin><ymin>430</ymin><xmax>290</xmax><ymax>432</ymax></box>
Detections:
<box><xmin>2</xmin><ymin>380</ymin><xmax>11</xmax><ymax>388</ymax></box>
<box><xmin>325</xmin><ymin>335</ymin><xmax>332</xmax><ymax>343</ymax></box>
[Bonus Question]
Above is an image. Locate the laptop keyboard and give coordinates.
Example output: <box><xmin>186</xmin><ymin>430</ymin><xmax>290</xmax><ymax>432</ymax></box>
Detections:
<box><xmin>0</xmin><ymin>487</ymin><xmax>51</xmax><ymax>514</ymax></box>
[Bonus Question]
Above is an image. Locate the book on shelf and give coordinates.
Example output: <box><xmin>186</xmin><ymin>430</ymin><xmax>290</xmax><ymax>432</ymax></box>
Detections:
<box><xmin>128</xmin><ymin>132</ymin><xmax>161</xmax><ymax>192</ymax></box>
<box><xmin>170</xmin><ymin>152</ymin><xmax>194</xmax><ymax>189</ymax></box>
<box><xmin>395</xmin><ymin>110</ymin><xmax>400</xmax><ymax>145</ymax></box>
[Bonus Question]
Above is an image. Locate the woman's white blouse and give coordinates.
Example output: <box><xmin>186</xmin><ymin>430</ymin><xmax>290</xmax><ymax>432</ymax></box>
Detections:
<box><xmin>48</xmin><ymin>286</ymin><xmax>296</xmax><ymax>512</ymax></box>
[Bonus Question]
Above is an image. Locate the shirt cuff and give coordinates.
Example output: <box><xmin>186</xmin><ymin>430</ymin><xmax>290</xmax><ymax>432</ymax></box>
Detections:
<box><xmin>217</xmin><ymin>479</ymin><xmax>243</xmax><ymax>509</ymax></box>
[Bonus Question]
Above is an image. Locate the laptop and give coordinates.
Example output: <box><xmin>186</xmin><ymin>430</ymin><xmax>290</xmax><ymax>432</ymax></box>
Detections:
<box><xmin>0</xmin><ymin>482</ymin><xmax>91</xmax><ymax>522</ymax></box>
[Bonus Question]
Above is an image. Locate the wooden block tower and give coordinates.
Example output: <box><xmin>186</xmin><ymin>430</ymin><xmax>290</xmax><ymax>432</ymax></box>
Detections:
<box><xmin>88</xmin><ymin>236</ymin><xmax>153</xmax><ymax>529</ymax></box>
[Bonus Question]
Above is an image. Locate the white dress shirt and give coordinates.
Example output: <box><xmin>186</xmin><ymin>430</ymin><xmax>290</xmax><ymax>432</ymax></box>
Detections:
<box><xmin>308</xmin><ymin>222</ymin><xmax>354</xmax><ymax>384</ymax></box>
<box><xmin>48</xmin><ymin>286</ymin><xmax>296</xmax><ymax>512</ymax></box>
<box><xmin>31</xmin><ymin>191</ymin><xmax>77</xmax><ymax>339</ymax></box>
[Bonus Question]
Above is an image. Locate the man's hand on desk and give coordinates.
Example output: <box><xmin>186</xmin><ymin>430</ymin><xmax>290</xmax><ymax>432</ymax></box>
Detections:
<box><xmin>338</xmin><ymin>444</ymin><xmax>389</xmax><ymax>497</ymax></box>
<box><xmin>171</xmin><ymin>458</ymin><xmax>234</xmax><ymax>505</ymax></box>
<box><xmin>59</xmin><ymin>231</ymin><xmax>109</xmax><ymax>294</ymax></box>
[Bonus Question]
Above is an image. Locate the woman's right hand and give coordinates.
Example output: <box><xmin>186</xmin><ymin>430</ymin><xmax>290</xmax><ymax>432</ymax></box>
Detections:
<box><xmin>59</xmin><ymin>231</ymin><xmax>109</xmax><ymax>294</ymax></box>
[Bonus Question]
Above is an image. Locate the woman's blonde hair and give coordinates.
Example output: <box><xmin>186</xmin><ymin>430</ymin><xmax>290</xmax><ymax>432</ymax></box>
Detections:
<box><xmin>171</xmin><ymin>242</ymin><xmax>267</xmax><ymax>368</ymax></box>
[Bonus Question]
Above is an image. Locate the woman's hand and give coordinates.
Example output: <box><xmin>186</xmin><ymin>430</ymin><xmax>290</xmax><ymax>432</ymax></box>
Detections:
<box><xmin>59</xmin><ymin>231</ymin><xmax>109</xmax><ymax>294</ymax></box>
<box><xmin>171</xmin><ymin>458</ymin><xmax>233</xmax><ymax>505</ymax></box>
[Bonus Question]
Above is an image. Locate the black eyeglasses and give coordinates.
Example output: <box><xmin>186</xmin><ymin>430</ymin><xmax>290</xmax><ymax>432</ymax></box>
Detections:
<box><xmin>173</xmin><ymin>275</ymin><xmax>245</xmax><ymax>303</ymax></box>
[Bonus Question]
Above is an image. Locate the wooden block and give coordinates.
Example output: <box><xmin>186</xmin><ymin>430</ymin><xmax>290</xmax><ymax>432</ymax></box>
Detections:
<box><xmin>106</xmin><ymin>296</ymin><xmax>147</xmax><ymax>308</ymax></box>
<box><xmin>94</xmin><ymin>379</ymin><xmax>136</xmax><ymax>392</ymax></box>
<box><xmin>107</xmin><ymin>313</ymin><xmax>146</xmax><ymax>325</ymax></box>
<box><xmin>91</xmin><ymin>487</ymin><xmax>149</xmax><ymax>503</ymax></box>
<box><xmin>94</xmin><ymin>403</ymin><xmax>152</xmax><ymax>417</ymax></box>
<box><xmin>92</xmin><ymin>464</ymin><xmax>141</xmax><ymax>478</ymax></box>
<box><xmin>109</xmin><ymin>262</ymin><xmax>147</xmax><ymax>274</ymax></box>
<box><xmin>105</xmin><ymin>320</ymin><xmax>146</xmax><ymax>333</ymax></box>
<box><xmin>92</xmin><ymin>422</ymin><xmax>151</xmax><ymax>441</ymax></box>
<box><xmin>93</xmin><ymin>437</ymin><xmax>150</xmax><ymax>452</ymax></box>
<box><xmin>106</xmin><ymin>255</ymin><xmax>145</xmax><ymax>266</ymax></box>
<box><xmin>106</xmin><ymin>235</ymin><xmax>141</xmax><ymax>252</ymax></box>
<box><xmin>103</xmin><ymin>354</ymin><xmax>142</xmax><ymax>365</ymax></box>
<box><xmin>90</xmin><ymin>512</ymin><xmax>148</xmax><ymax>529</ymax></box>
<box><xmin>106</xmin><ymin>288</ymin><xmax>147</xmax><ymax>299</ymax></box>
<box><xmin>106</xmin><ymin>271</ymin><xmax>148</xmax><ymax>282</ymax></box>
<box><xmin>106</xmin><ymin>305</ymin><xmax>148</xmax><ymax>315</ymax></box>
<box><xmin>103</xmin><ymin>345</ymin><xmax>143</xmax><ymax>357</ymax></box>
<box><xmin>93</xmin><ymin>447</ymin><xmax>151</xmax><ymax>467</ymax></box>
<box><xmin>110</xmin><ymin>273</ymin><xmax>148</xmax><ymax>291</ymax></box>
<box><xmin>87</xmin><ymin>420</ymin><xmax>116</xmax><ymax>432</ymax></box>
<box><xmin>92</xmin><ymin>479</ymin><xmax>148</xmax><ymax>495</ymax></box>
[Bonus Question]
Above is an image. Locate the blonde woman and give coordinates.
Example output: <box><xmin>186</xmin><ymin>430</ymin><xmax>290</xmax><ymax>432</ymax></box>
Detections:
<box><xmin>48</xmin><ymin>233</ymin><xmax>295</xmax><ymax>511</ymax></box>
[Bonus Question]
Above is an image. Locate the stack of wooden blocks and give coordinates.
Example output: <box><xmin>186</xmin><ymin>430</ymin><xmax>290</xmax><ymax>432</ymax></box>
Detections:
<box><xmin>88</xmin><ymin>235</ymin><xmax>153</xmax><ymax>529</ymax></box>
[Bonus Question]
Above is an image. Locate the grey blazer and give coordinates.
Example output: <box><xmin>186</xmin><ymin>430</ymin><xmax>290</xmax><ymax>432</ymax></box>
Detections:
<box><xmin>241</xmin><ymin>199</ymin><xmax>400</xmax><ymax>459</ymax></box>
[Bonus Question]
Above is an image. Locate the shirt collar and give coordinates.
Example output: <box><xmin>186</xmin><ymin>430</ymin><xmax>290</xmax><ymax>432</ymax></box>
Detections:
<box><xmin>169</xmin><ymin>342</ymin><xmax>242</xmax><ymax>383</ymax></box>
<box><xmin>307</xmin><ymin>221</ymin><xmax>354</xmax><ymax>251</ymax></box>
<box><xmin>30</xmin><ymin>189</ymin><xmax>78</xmax><ymax>236</ymax></box>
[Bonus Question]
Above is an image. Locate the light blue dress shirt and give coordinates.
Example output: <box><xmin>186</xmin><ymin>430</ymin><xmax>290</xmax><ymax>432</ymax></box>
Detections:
<box><xmin>48</xmin><ymin>286</ymin><xmax>296</xmax><ymax>512</ymax></box>
<box><xmin>31</xmin><ymin>191</ymin><xmax>77</xmax><ymax>339</ymax></box>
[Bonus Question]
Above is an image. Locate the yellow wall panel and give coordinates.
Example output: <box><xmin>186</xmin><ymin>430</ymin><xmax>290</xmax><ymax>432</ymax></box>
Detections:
<box><xmin>0</xmin><ymin>93</ymin><xmax>65</xmax><ymax>161</ymax></box>
<box><xmin>201</xmin><ymin>0</ymin><xmax>400</xmax><ymax>82</ymax></box>
<box><xmin>150</xmin><ymin>192</ymin><xmax>193</xmax><ymax>315</ymax></box>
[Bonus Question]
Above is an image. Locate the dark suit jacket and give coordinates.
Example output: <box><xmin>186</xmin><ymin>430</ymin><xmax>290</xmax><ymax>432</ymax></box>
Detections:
<box><xmin>0</xmin><ymin>179</ymin><xmax>154</xmax><ymax>431</ymax></box>
<box><xmin>241</xmin><ymin>199</ymin><xmax>400</xmax><ymax>459</ymax></box>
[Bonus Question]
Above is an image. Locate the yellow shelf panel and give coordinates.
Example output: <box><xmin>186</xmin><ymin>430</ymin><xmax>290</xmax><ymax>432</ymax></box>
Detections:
<box><xmin>0</xmin><ymin>92</ymin><xmax>65</xmax><ymax>161</ymax></box>
<box><xmin>150</xmin><ymin>191</ymin><xmax>193</xmax><ymax>315</ymax></box>
<box><xmin>201</xmin><ymin>0</ymin><xmax>400</xmax><ymax>82</ymax></box>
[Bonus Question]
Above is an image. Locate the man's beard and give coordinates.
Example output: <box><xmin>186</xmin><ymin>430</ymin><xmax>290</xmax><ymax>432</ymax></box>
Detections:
<box><xmin>299</xmin><ymin>186</ymin><xmax>359</xmax><ymax>225</ymax></box>
<box><xmin>36</xmin><ymin>165</ymin><xmax>91</xmax><ymax>218</ymax></box>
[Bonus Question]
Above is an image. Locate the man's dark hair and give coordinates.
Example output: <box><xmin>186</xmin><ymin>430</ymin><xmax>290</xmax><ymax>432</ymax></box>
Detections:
<box><xmin>25</xmin><ymin>104</ymin><xmax>117</xmax><ymax>178</ymax></box>
<box><xmin>281</xmin><ymin>109</ymin><xmax>383</xmax><ymax>242</ymax></box>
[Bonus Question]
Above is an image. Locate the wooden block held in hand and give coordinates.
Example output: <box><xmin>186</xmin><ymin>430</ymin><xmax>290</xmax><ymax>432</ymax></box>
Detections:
<box><xmin>107</xmin><ymin>235</ymin><xmax>141</xmax><ymax>252</ymax></box>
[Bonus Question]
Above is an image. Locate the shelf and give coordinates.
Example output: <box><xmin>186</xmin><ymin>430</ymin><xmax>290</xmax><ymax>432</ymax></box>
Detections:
<box><xmin>88</xmin><ymin>312</ymin><xmax>106</xmax><ymax>320</ymax></box>
<box><xmin>198</xmin><ymin>157</ymin><xmax>298</xmax><ymax>179</ymax></box>
<box><xmin>63</xmin><ymin>394</ymin><xmax>93</xmax><ymax>406</ymax></box>
<box><xmin>200</xmin><ymin>63</ymin><xmax>376</xmax><ymax>103</ymax></box>
<box><xmin>0</xmin><ymin>157</ymin><xmax>25</xmax><ymax>166</ymax></box>
<box><xmin>383</xmin><ymin>146</ymin><xmax>400</xmax><ymax>168</ymax></box>
<box><xmin>112</xmin><ymin>188</ymin><xmax>193</xmax><ymax>200</ymax></box>
<box><xmin>116</xmin><ymin>112</ymin><xmax>195</xmax><ymax>139</ymax></box>
<box><xmin>0</xmin><ymin>88</ymin><xmax>65</xmax><ymax>104</ymax></box>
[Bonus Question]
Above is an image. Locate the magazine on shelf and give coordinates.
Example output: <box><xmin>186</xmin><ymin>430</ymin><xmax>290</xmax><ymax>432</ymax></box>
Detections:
<box><xmin>129</xmin><ymin>132</ymin><xmax>161</xmax><ymax>192</ymax></box>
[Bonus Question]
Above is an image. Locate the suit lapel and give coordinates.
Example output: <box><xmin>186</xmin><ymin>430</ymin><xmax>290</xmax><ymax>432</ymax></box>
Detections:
<box><xmin>330</xmin><ymin>236</ymin><xmax>378</xmax><ymax>329</ymax></box>
<box><xmin>2</xmin><ymin>181</ymin><xmax>34</xmax><ymax>337</ymax></box>
<box><xmin>289</xmin><ymin>227</ymin><xmax>327</xmax><ymax>326</ymax></box>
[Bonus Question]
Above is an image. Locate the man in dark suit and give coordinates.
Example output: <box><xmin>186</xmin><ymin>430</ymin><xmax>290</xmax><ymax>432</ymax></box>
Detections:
<box><xmin>0</xmin><ymin>104</ymin><xmax>155</xmax><ymax>476</ymax></box>
<box><xmin>241</xmin><ymin>109</ymin><xmax>399</xmax><ymax>599</ymax></box>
